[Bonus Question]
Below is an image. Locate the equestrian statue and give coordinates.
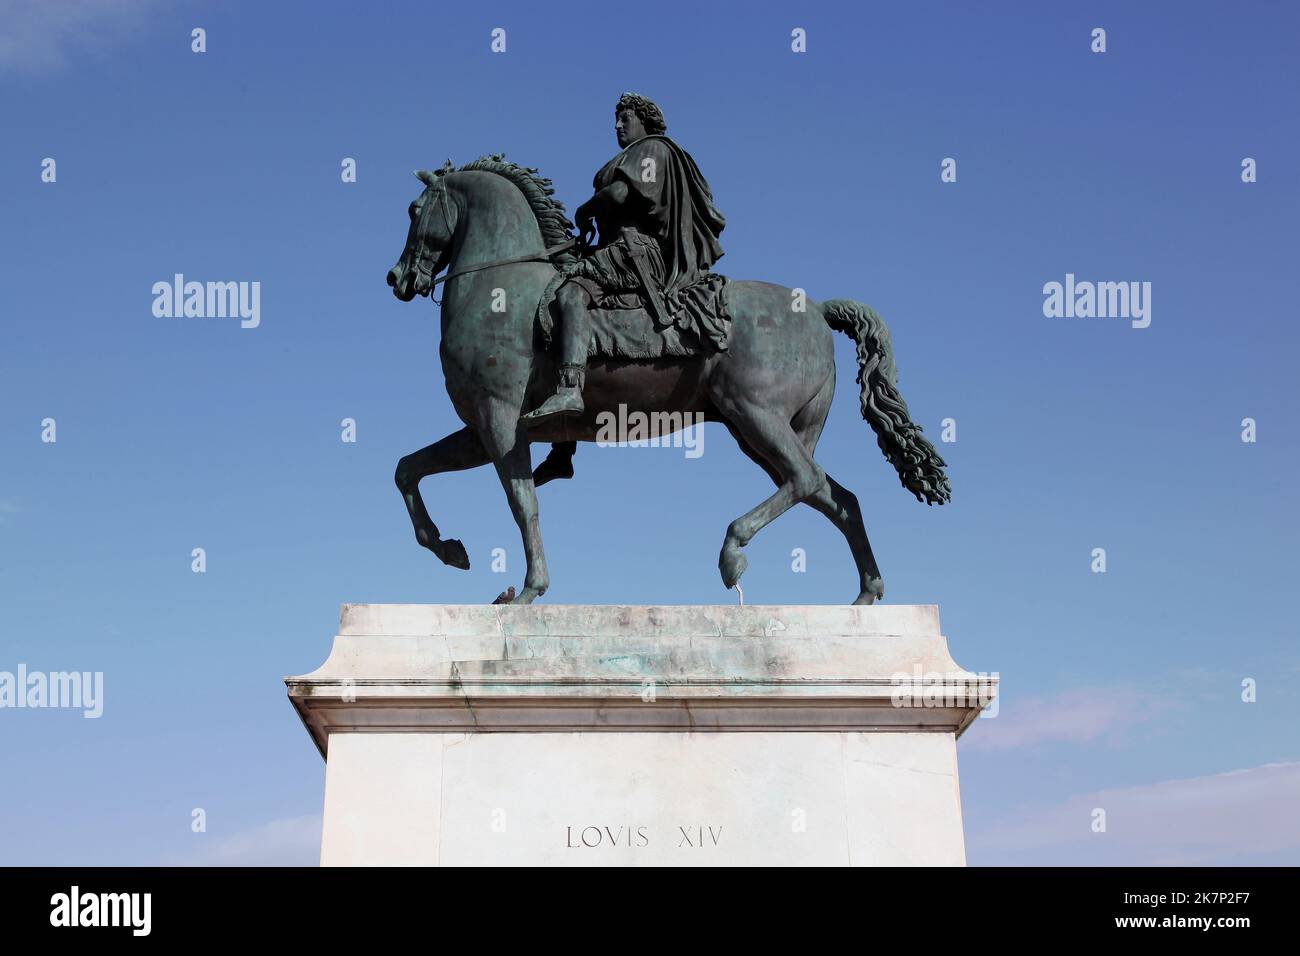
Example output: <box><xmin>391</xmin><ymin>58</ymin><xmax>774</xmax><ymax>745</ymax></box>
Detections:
<box><xmin>386</xmin><ymin>92</ymin><xmax>949</xmax><ymax>605</ymax></box>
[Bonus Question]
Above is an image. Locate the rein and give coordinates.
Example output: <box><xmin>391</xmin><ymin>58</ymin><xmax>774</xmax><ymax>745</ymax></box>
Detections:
<box><xmin>430</xmin><ymin>237</ymin><xmax>578</xmax><ymax>289</ymax></box>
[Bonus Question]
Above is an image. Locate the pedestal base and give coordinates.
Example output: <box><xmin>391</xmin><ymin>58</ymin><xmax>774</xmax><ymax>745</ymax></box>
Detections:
<box><xmin>287</xmin><ymin>604</ymin><xmax>994</xmax><ymax>867</ymax></box>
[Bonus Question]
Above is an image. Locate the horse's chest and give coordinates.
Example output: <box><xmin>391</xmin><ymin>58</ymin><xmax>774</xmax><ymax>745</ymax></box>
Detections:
<box><xmin>439</xmin><ymin>283</ymin><xmax>537</xmax><ymax>409</ymax></box>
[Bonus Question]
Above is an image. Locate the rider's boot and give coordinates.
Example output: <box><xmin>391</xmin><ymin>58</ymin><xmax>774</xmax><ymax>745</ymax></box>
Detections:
<box><xmin>532</xmin><ymin>441</ymin><xmax>577</xmax><ymax>486</ymax></box>
<box><xmin>522</xmin><ymin>287</ymin><xmax>590</xmax><ymax>424</ymax></box>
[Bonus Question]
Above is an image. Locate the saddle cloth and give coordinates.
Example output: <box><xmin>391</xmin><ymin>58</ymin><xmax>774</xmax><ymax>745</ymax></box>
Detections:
<box><xmin>584</xmin><ymin>306</ymin><xmax>701</xmax><ymax>359</ymax></box>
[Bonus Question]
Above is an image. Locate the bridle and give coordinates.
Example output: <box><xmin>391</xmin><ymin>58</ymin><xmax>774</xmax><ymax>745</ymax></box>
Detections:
<box><xmin>408</xmin><ymin>183</ymin><xmax>454</xmax><ymax>295</ymax></box>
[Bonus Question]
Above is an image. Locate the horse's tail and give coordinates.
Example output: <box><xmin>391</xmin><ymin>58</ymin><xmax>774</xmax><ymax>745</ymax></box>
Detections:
<box><xmin>821</xmin><ymin>299</ymin><xmax>951</xmax><ymax>505</ymax></box>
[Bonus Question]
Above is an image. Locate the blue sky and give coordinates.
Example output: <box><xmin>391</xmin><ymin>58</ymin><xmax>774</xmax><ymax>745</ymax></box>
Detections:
<box><xmin>1</xmin><ymin>0</ymin><xmax>1297</xmax><ymax>865</ymax></box>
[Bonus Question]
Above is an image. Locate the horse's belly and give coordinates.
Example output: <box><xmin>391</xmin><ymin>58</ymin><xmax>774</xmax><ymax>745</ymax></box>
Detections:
<box><xmin>526</xmin><ymin>359</ymin><xmax>711</xmax><ymax>443</ymax></box>
<box><xmin>587</xmin><ymin>359</ymin><xmax>710</xmax><ymax>413</ymax></box>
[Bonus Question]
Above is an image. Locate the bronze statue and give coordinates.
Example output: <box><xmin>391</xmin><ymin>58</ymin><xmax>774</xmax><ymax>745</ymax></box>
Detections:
<box><xmin>387</xmin><ymin>93</ymin><xmax>949</xmax><ymax>605</ymax></box>
<box><xmin>523</xmin><ymin>92</ymin><xmax>726</xmax><ymax>424</ymax></box>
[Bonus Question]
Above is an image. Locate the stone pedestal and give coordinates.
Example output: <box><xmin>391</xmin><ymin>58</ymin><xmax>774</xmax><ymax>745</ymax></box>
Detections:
<box><xmin>286</xmin><ymin>604</ymin><xmax>995</xmax><ymax>866</ymax></box>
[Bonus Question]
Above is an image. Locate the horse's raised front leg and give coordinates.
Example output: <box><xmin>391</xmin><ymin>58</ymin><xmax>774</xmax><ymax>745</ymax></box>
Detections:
<box><xmin>480</xmin><ymin>406</ymin><xmax>550</xmax><ymax>603</ymax></box>
<box><xmin>394</xmin><ymin>426</ymin><xmax>489</xmax><ymax>569</ymax></box>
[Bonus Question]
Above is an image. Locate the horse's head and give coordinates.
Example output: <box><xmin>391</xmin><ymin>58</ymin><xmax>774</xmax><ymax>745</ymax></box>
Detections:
<box><xmin>387</xmin><ymin>161</ymin><xmax>457</xmax><ymax>301</ymax></box>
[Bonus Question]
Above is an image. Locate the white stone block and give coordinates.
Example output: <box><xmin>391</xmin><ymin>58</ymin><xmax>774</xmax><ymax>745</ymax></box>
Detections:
<box><xmin>287</xmin><ymin>604</ymin><xmax>994</xmax><ymax>866</ymax></box>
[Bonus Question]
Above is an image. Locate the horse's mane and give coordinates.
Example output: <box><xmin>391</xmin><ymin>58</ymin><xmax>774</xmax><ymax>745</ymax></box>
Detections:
<box><xmin>458</xmin><ymin>155</ymin><xmax>578</xmax><ymax>264</ymax></box>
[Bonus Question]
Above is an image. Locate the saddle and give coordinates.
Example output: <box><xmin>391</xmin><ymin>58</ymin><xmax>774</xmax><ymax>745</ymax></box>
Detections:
<box><xmin>535</xmin><ymin>270</ymin><xmax>732</xmax><ymax>361</ymax></box>
<box><xmin>582</xmin><ymin>305</ymin><xmax>704</xmax><ymax>359</ymax></box>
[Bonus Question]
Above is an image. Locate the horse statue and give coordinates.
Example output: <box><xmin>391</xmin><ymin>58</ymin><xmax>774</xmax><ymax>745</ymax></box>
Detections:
<box><xmin>386</xmin><ymin>156</ymin><xmax>949</xmax><ymax>605</ymax></box>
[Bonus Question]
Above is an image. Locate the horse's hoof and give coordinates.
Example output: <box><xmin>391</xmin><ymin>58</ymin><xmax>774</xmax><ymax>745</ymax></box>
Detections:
<box><xmin>719</xmin><ymin>544</ymin><xmax>748</xmax><ymax>590</ymax></box>
<box><xmin>853</xmin><ymin>577</ymin><xmax>884</xmax><ymax>605</ymax></box>
<box><xmin>512</xmin><ymin>586</ymin><xmax>543</xmax><ymax>604</ymax></box>
<box><xmin>437</xmin><ymin>538</ymin><xmax>470</xmax><ymax>570</ymax></box>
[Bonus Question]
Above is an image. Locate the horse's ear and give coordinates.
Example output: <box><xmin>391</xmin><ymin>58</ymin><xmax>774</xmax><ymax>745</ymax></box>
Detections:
<box><xmin>415</xmin><ymin>169</ymin><xmax>437</xmax><ymax>186</ymax></box>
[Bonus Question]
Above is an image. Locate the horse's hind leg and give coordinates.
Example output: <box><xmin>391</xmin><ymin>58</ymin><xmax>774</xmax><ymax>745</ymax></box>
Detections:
<box><xmin>792</xmin><ymin>382</ymin><xmax>885</xmax><ymax>605</ymax></box>
<box><xmin>726</xmin><ymin>439</ymin><xmax>884</xmax><ymax>605</ymax></box>
<box><xmin>395</xmin><ymin>426</ymin><xmax>490</xmax><ymax>569</ymax></box>
<box><xmin>804</xmin><ymin>476</ymin><xmax>884</xmax><ymax>604</ymax></box>
<box><xmin>717</xmin><ymin>406</ymin><xmax>826</xmax><ymax>592</ymax></box>
<box><xmin>725</xmin><ymin>387</ymin><xmax>884</xmax><ymax>605</ymax></box>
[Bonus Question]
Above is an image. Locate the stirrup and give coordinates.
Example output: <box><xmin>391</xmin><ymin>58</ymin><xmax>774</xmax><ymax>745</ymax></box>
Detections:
<box><xmin>521</xmin><ymin>387</ymin><xmax>584</xmax><ymax>424</ymax></box>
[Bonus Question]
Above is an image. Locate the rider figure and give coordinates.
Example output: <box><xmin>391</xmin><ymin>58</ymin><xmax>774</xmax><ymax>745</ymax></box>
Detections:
<box><xmin>522</xmin><ymin>92</ymin><xmax>726</xmax><ymax>425</ymax></box>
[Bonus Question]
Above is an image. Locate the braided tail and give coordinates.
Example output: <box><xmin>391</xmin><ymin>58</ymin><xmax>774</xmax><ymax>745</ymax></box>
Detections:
<box><xmin>822</xmin><ymin>299</ymin><xmax>951</xmax><ymax>505</ymax></box>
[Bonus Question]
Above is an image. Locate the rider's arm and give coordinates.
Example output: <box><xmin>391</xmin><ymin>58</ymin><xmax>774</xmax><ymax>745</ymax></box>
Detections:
<box><xmin>576</xmin><ymin>181</ymin><xmax>630</xmax><ymax>225</ymax></box>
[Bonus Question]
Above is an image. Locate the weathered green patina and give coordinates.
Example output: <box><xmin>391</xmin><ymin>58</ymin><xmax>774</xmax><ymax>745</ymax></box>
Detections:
<box><xmin>387</xmin><ymin>93</ymin><xmax>949</xmax><ymax>605</ymax></box>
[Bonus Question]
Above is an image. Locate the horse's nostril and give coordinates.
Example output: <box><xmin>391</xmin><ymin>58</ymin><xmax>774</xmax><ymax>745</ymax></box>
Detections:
<box><xmin>386</xmin><ymin>267</ymin><xmax>400</xmax><ymax>287</ymax></box>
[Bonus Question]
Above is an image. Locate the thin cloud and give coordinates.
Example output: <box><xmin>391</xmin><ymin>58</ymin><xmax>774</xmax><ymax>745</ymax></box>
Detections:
<box><xmin>169</xmin><ymin>814</ymin><xmax>321</xmax><ymax>867</ymax></box>
<box><xmin>967</xmin><ymin>685</ymin><xmax>1168</xmax><ymax>752</ymax></box>
<box><xmin>0</xmin><ymin>0</ymin><xmax>160</xmax><ymax>73</ymax></box>
<box><xmin>969</xmin><ymin>761</ymin><xmax>1300</xmax><ymax>865</ymax></box>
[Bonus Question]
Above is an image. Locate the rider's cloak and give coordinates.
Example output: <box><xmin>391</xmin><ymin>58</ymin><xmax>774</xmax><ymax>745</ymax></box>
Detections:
<box><xmin>591</xmin><ymin>134</ymin><xmax>726</xmax><ymax>298</ymax></box>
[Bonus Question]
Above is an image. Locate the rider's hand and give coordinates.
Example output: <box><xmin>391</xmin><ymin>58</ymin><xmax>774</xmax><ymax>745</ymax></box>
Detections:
<box><xmin>577</xmin><ymin>216</ymin><xmax>596</xmax><ymax>248</ymax></box>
